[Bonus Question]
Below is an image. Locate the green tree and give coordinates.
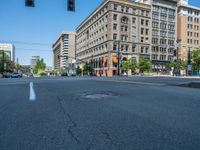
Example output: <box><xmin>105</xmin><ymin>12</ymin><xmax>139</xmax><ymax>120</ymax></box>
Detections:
<box><xmin>122</xmin><ymin>59</ymin><xmax>137</xmax><ymax>73</ymax></box>
<box><xmin>0</xmin><ymin>50</ymin><xmax>5</xmax><ymax>72</ymax></box>
<box><xmin>122</xmin><ymin>61</ymin><xmax>129</xmax><ymax>73</ymax></box>
<box><xmin>76</xmin><ymin>66</ymin><xmax>82</xmax><ymax>75</ymax></box>
<box><xmin>33</xmin><ymin>58</ymin><xmax>46</xmax><ymax>75</ymax></box>
<box><xmin>180</xmin><ymin>60</ymin><xmax>187</xmax><ymax>70</ymax></box>
<box><xmin>5</xmin><ymin>60</ymin><xmax>15</xmax><ymax>72</ymax></box>
<box><xmin>192</xmin><ymin>48</ymin><xmax>200</xmax><ymax>71</ymax></box>
<box><xmin>83</xmin><ymin>63</ymin><xmax>93</xmax><ymax>75</ymax></box>
<box><xmin>138</xmin><ymin>58</ymin><xmax>152</xmax><ymax>73</ymax></box>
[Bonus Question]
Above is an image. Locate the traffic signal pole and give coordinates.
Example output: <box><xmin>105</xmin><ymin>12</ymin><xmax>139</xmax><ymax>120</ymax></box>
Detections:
<box><xmin>117</xmin><ymin>41</ymin><xmax>120</xmax><ymax>76</ymax></box>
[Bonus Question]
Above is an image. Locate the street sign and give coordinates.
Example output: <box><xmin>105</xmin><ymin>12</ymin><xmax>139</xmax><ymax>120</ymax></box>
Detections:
<box><xmin>176</xmin><ymin>43</ymin><xmax>181</xmax><ymax>48</ymax></box>
<box><xmin>187</xmin><ymin>65</ymin><xmax>192</xmax><ymax>71</ymax></box>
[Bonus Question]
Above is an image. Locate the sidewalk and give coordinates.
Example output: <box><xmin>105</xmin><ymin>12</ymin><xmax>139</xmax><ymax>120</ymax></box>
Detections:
<box><xmin>141</xmin><ymin>74</ymin><xmax>200</xmax><ymax>79</ymax></box>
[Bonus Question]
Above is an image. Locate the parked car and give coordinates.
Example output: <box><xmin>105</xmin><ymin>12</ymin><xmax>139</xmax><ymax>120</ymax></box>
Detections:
<box><xmin>61</xmin><ymin>72</ymin><xmax>68</xmax><ymax>77</ymax></box>
<box><xmin>11</xmin><ymin>72</ymin><xmax>22</xmax><ymax>78</ymax></box>
<box><xmin>4</xmin><ymin>72</ymin><xmax>11</xmax><ymax>78</ymax></box>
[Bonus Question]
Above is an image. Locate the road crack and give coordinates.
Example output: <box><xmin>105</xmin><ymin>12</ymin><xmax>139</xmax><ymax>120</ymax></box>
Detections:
<box><xmin>100</xmin><ymin>130</ymin><xmax>122</xmax><ymax>150</ymax></box>
<box><xmin>57</xmin><ymin>97</ymin><xmax>81</xmax><ymax>146</ymax></box>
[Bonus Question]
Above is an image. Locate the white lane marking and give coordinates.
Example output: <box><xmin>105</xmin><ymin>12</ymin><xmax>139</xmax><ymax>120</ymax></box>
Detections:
<box><xmin>29</xmin><ymin>82</ymin><xmax>36</xmax><ymax>101</ymax></box>
<box><xmin>99</xmin><ymin>80</ymin><xmax>166</xmax><ymax>86</ymax></box>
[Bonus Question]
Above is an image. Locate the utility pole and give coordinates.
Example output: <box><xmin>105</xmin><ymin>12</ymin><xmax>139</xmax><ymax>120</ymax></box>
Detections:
<box><xmin>117</xmin><ymin>41</ymin><xmax>121</xmax><ymax>76</ymax></box>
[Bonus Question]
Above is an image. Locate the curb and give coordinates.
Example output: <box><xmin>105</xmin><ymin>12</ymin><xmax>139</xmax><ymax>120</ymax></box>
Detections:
<box><xmin>177</xmin><ymin>82</ymin><xmax>200</xmax><ymax>88</ymax></box>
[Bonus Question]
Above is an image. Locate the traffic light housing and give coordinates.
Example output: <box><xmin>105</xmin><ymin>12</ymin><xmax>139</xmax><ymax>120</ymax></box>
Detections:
<box><xmin>68</xmin><ymin>0</ymin><xmax>75</xmax><ymax>11</ymax></box>
<box><xmin>174</xmin><ymin>50</ymin><xmax>177</xmax><ymax>57</ymax></box>
<box><xmin>25</xmin><ymin>0</ymin><xmax>35</xmax><ymax>7</ymax></box>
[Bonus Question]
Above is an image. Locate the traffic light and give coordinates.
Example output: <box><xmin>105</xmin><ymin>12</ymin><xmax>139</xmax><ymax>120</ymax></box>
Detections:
<box><xmin>68</xmin><ymin>0</ymin><xmax>75</xmax><ymax>11</ymax></box>
<box><xmin>174</xmin><ymin>50</ymin><xmax>177</xmax><ymax>57</ymax></box>
<box><xmin>25</xmin><ymin>0</ymin><xmax>35</xmax><ymax>7</ymax></box>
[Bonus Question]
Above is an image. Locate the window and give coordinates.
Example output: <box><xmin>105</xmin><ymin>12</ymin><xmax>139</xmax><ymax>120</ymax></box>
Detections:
<box><xmin>113</xmin><ymin>4</ymin><xmax>118</xmax><ymax>11</ymax></box>
<box><xmin>188</xmin><ymin>16</ymin><xmax>193</xmax><ymax>22</ymax></box>
<box><xmin>146</xmin><ymin>20</ymin><xmax>149</xmax><ymax>26</ymax></box>
<box><xmin>141</xmin><ymin>10</ymin><xmax>145</xmax><ymax>16</ymax></box>
<box><xmin>168</xmin><ymin>24</ymin><xmax>175</xmax><ymax>30</ymax></box>
<box><xmin>121</xmin><ymin>6</ymin><xmax>124</xmax><ymax>12</ymax></box>
<box><xmin>194</xmin><ymin>32</ymin><xmax>199</xmax><ymax>38</ymax></box>
<box><xmin>113</xmin><ymin>14</ymin><xmax>117</xmax><ymax>20</ymax></box>
<box><xmin>132</xmin><ymin>36</ymin><xmax>136</xmax><ymax>43</ymax></box>
<box><xmin>132</xmin><ymin>45</ymin><xmax>136</xmax><ymax>52</ymax></box>
<box><xmin>141</xmin><ymin>37</ymin><xmax>144</xmax><ymax>43</ymax></box>
<box><xmin>153</xmin><ymin>6</ymin><xmax>159</xmax><ymax>12</ymax></box>
<box><xmin>141</xmin><ymin>47</ymin><xmax>148</xmax><ymax>53</ymax></box>
<box><xmin>125</xmin><ymin>7</ymin><xmax>129</xmax><ymax>13</ymax></box>
<box><xmin>141</xmin><ymin>28</ymin><xmax>144</xmax><ymax>34</ymax></box>
<box><xmin>146</xmin><ymin>11</ymin><xmax>149</xmax><ymax>17</ymax></box>
<box><xmin>160</xmin><ymin>14</ymin><xmax>167</xmax><ymax>20</ymax></box>
<box><xmin>121</xmin><ymin>17</ymin><xmax>129</xmax><ymax>24</ymax></box>
<box><xmin>146</xmin><ymin>29</ymin><xmax>149</xmax><ymax>35</ymax></box>
<box><xmin>121</xmin><ymin>35</ymin><xmax>128</xmax><ymax>41</ymax></box>
<box><xmin>152</xmin><ymin>54</ymin><xmax>158</xmax><ymax>60</ymax></box>
<box><xmin>152</xmin><ymin>38</ymin><xmax>158</xmax><ymax>44</ymax></box>
<box><xmin>132</xmin><ymin>18</ymin><xmax>136</xmax><ymax>24</ymax></box>
<box><xmin>160</xmin><ymin>55</ymin><xmax>166</xmax><ymax>61</ymax></box>
<box><xmin>152</xmin><ymin>30</ymin><xmax>158</xmax><ymax>36</ymax></box>
<box><xmin>152</xmin><ymin>21</ymin><xmax>158</xmax><ymax>28</ymax></box>
<box><xmin>113</xmin><ymin>33</ymin><xmax>117</xmax><ymax>40</ymax></box>
<box><xmin>131</xmin><ymin>26</ymin><xmax>136</xmax><ymax>34</ymax></box>
<box><xmin>113</xmin><ymin>24</ymin><xmax>117</xmax><ymax>30</ymax></box>
<box><xmin>168</xmin><ymin>40</ymin><xmax>174</xmax><ymax>46</ymax></box>
<box><xmin>132</xmin><ymin>8</ymin><xmax>136</xmax><ymax>14</ymax></box>
<box><xmin>141</xmin><ymin>47</ymin><xmax>144</xmax><ymax>53</ymax></box>
<box><xmin>141</xmin><ymin>19</ymin><xmax>144</xmax><ymax>25</ymax></box>
<box><xmin>168</xmin><ymin>55</ymin><xmax>173</xmax><ymax>61</ymax></box>
<box><xmin>125</xmin><ymin>45</ymin><xmax>129</xmax><ymax>52</ymax></box>
<box><xmin>169</xmin><ymin>9</ymin><xmax>175</xmax><ymax>15</ymax></box>
<box><xmin>160</xmin><ymin>31</ymin><xmax>167</xmax><ymax>37</ymax></box>
<box><xmin>152</xmin><ymin>12</ymin><xmax>159</xmax><ymax>19</ymax></box>
<box><xmin>160</xmin><ymin>23</ymin><xmax>167</xmax><ymax>29</ymax></box>
<box><xmin>113</xmin><ymin>44</ymin><xmax>117</xmax><ymax>51</ymax></box>
<box><xmin>152</xmin><ymin>46</ymin><xmax>159</xmax><ymax>52</ymax></box>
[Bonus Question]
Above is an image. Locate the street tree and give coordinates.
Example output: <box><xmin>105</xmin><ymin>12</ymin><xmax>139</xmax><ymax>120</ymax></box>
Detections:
<box><xmin>192</xmin><ymin>48</ymin><xmax>200</xmax><ymax>71</ymax></box>
<box><xmin>33</xmin><ymin>58</ymin><xmax>46</xmax><ymax>75</ymax></box>
<box><xmin>180</xmin><ymin>60</ymin><xmax>187</xmax><ymax>70</ymax></box>
<box><xmin>122</xmin><ymin>59</ymin><xmax>137</xmax><ymax>74</ymax></box>
<box><xmin>76</xmin><ymin>66</ymin><xmax>82</xmax><ymax>76</ymax></box>
<box><xmin>138</xmin><ymin>58</ymin><xmax>152</xmax><ymax>73</ymax></box>
<box><xmin>83</xmin><ymin>63</ymin><xmax>93</xmax><ymax>75</ymax></box>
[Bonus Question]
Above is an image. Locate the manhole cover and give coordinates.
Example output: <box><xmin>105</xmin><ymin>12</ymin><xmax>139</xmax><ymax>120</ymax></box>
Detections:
<box><xmin>81</xmin><ymin>91</ymin><xmax>118</xmax><ymax>100</ymax></box>
<box><xmin>84</xmin><ymin>93</ymin><xmax>109</xmax><ymax>99</ymax></box>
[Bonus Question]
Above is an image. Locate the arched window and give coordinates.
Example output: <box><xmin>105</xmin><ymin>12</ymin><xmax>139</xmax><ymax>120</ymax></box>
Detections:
<box><xmin>121</xmin><ymin>16</ymin><xmax>129</xmax><ymax>24</ymax></box>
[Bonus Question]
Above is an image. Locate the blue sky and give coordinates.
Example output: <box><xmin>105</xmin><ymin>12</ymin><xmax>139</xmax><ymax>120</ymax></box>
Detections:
<box><xmin>0</xmin><ymin>0</ymin><xmax>200</xmax><ymax>66</ymax></box>
<box><xmin>0</xmin><ymin>0</ymin><xmax>103</xmax><ymax>66</ymax></box>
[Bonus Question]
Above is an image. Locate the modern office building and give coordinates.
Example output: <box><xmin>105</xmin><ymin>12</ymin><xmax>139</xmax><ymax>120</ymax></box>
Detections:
<box><xmin>52</xmin><ymin>32</ymin><xmax>76</xmax><ymax>75</ymax></box>
<box><xmin>76</xmin><ymin>0</ymin><xmax>151</xmax><ymax>76</ymax></box>
<box><xmin>177</xmin><ymin>0</ymin><xmax>200</xmax><ymax>61</ymax></box>
<box><xmin>30</xmin><ymin>56</ymin><xmax>40</xmax><ymax>72</ymax></box>
<box><xmin>0</xmin><ymin>43</ymin><xmax>15</xmax><ymax>62</ymax></box>
<box><xmin>151</xmin><ymin>0</ymin><xmax>178</xmax><ymax>72</ymax></box>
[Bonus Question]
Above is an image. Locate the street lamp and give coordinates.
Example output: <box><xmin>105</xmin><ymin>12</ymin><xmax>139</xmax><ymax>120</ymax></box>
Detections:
<box><xmin>187</xmin><ymin>44</ymin><xmax>193</xmax><ymax>76</ymax></box>
<box><xmin>175</xmin><ymin>39</ymin><xmax>181</xmax><ymax>76</ymax></box>
<box><xmin>117</xmin><ymin>41</ymin><xmax>122</xmax><ymax>76</ymax></box>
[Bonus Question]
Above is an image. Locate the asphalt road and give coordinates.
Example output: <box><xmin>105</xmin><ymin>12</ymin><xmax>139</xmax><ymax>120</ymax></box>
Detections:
<box><xmin>0</xmin><ymin>76</ymin><xmax>200</xmax><ymax>150</ymax></box>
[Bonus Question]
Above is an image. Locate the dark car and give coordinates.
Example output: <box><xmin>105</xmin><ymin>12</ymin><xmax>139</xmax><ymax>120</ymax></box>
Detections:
<box><xmin>4</xmin><ymin>72</ymin><xmax>11</xmax><ymax>78</ymax></box>
<box><xmin>11</xmin><ymin>72</ymin><xmax>22</xmax><ymax>78</ymax></box>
